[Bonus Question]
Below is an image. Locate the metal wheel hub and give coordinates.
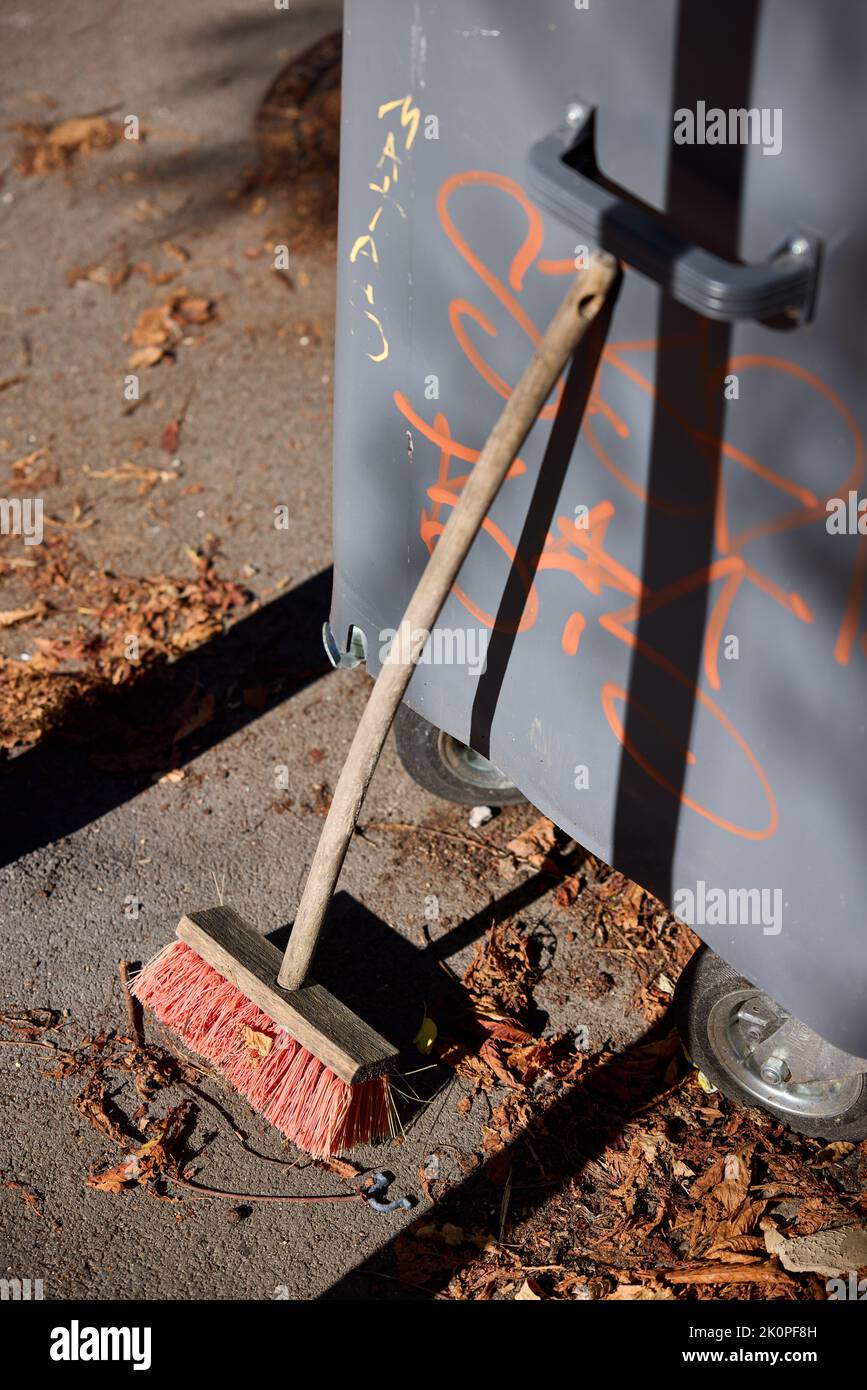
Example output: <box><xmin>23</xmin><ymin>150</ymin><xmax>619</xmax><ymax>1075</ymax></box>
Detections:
<box><xmin>707</xmin><ymin>987</ymin><xmax>863</xmax><ymax>1120</ymax></box>
<box><xmin>437</xmin><ymin>733</ymin><xmax>516</xmax><ymax>793</ymax></box>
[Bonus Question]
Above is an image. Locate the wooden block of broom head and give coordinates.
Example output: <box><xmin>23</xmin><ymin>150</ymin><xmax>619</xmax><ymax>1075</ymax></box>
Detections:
<box><xmin>176</xmin><ymin>906</ymin><xmax>398</xmax><ymax>1085</ymax></box>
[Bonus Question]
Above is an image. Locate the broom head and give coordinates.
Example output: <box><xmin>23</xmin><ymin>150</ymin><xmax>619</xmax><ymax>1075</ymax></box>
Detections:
<box><xmin>132</xmin><ymin>907</ymin><xmax>398</xmax><ymax>1159</ymax></box>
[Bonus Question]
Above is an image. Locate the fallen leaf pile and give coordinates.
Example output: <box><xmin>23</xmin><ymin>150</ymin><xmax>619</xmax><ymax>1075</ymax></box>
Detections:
<box><xmin>1</xmin><ymin>1000</ymin><xmax>374</xmax><ymax>1208</ymax></box>
<box><xmin>505</xmin><ymin>819</ymin><xmax>698</xmax><ymax>1024</ymax></box>
<box><xmin>13</xmin><ymin>114</ymin><xmax>126</xmax><ymax>175</ymax></box>
<box><xmin>464</xmin><ymin>921</ymin><xmax>537</xmax><ymax>1018</ymax></box>
<box><xmin>0</xmin><ymin>1006</ymin><xmax>200</xmax><ymax>1201</ymax></box>
<box><xmin>407</xmin><ymin>810</ymin><xmax>697</xmax><ymax>1029</ymax></box>
<box><xmin>392</xmin><ymin>1022</ymin><xmax>867</xmax><ymax>1300</ymax></box>
<box><xmin>6</xmin><ymin>1004</ymin><xmax>204</xmax><ymax>1198</ymax></box>
<box><xmin>317</xmin><ymin>817</ymin><xmax>867</xmax><ymax>1301</ymax></box>
<box><xmin>434</xmin><ymin>921</ymin><xmax>582</xmax><ymax>1095</ymax></box>
<box><xmin>86</xmin><ymin>1104</ymin><xmax>193</xmax><ymax>1195</ymax></box>
<box><xmin>0</xmin><ymin>533</ymin><xmax>250</xmax><ymax>753</ymax></box>
<box><xmin>251</xmin><ymin>31</ymin><xmax>342</xmax><ymax>254</ymax></box>
<box><xmin>255</xmin><ymin>30</ymin><xmax>341</xmax><ymax>178</ymax></box>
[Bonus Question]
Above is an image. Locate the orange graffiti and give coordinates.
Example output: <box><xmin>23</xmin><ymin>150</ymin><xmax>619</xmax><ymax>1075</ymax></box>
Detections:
<box><xmin>601</xmin><ymin>678</ymin><xmax>779</xmax><ymax>841</ymax></box>
<box><xmin>415</xmin><ymin>411</ymin><xmax>540</xmax><ymax>634</ymax></box>
<box><xmin>391</xmin><ymin>168</ymin><xmax>866</xmax><ymax>840</ymax></box>
<box><xmin>562</xmin><ymin>612</ymin><xmax>586</xmax><ymax>655</ymax></box>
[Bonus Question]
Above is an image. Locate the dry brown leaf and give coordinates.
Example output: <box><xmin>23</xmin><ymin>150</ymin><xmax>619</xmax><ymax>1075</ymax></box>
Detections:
<box><xmin>86</xmin><ymin>1159</ymin><xmax>135</xmax><ymax>1194</ymax></box>
<box><xmin>75</xmin><ymin>1078</ymin><xmax>137</xmax><ymax>1147</ymax></box>
<box><xmin>666</xmin><ymin>1262</ymin><xmax>791</xmax><ymax>1286</ymax></box>
<box><xmin>607</xmin><ymin>1283</ymin><xmax>676</xmax><ymax>1300</ymax></box>
<box><xmin>315</xmin><ymin>1157</ymin><xmax>363</xmax><ymax>1180</ymax></box>
<box><xmin>66</xmin><ymin>260</ymin><xmax>130</xmax><ymax>292</ymax></box>
<box><xmin>692</xmin><ymin>1149</ymin><xmax>752</xmax><ymax>1208</ymax></box>
<box><xmin>473</xmin><ymin>1012</ymin><xmax>533</xmax><ymax>1044</ymax></box>
<box><xmin>464</xmin><ymin>922</ymin><xmax>535</xmax><ymax>1018</ymax></box>
<box><xmin>478</xmin><ymin>1039</ymin><xmax>518</xmax><ymax>1088</ymax></box>
<box><xmin>506</xmin><ymin>1035</ymin><xmax>580</xmax><ymax>1087</ymax></box>
<box><xmin>4</xmin><ymin>1180</ymin><xmax>43</xmax><ymax>1215</ymax></box>
<box><xmin>515</xmin><ymin>1278</ymin><xmax>545</xmax><ymax>1300</ymax></box>
<box><xmin>84</xmin><ymin>461</ymin><xmax>177</xmax><ymax>495</ymax></box>
<box><xmin>14</xmin><ymin>114</ymin><xmax>125</xmax><ymax>175</ymax></box>
<box><xmin>127</xmin><ymin>344</ymin><xmax>165</xmax><ymax>370</ymax></box>
<box><xmin>85</xmin><ymin>1103</ymin><xmax>191</xmax><ymax>1195</ymax></box>
<box><xmin>714</xmin><ymin>1153</ymin><xmax>752</xmax><ymax>1212</ymax></box>
<box><xmin>0</xmin><ymin>603</ymin><xmax>46</xmax><ymax>628</ymax></box>
<box><xmin>811</xmin><ymin>1142</ymin><xmax>855</xmax><ymax>1168</ymax></box>
<box><xmin>241</xmin><ymin>1026</ymin><xmax>273</xmax><ymax>1062</ymax></box>
<box><xmin>596</xmin><ymin>871</ymin><xmax>646</xmax><ymax>929</ymax></box>
<box><xmin>160</xmin><ymin>419</ymin><xmax>182</xmax><ymax>454</ymax></box>
<box><xmin>177</xmin><ymin>296</ymin><xmax>213</xmax><ymax>324</ymax></box>
<box><xmin>127</xmin><ymin>290</ymin><xmax>216</xmax><ymax>368</ymax></box>
<box><xmin>418</xmin><ymin>1162</ymin><xmax>437</xmax><ymax>1203</ymax></box>
<box><xmin>506</xmin><ymin>816</ymin><xmax>559</xmax><ymax>869</ymax></box>
<box><xmin>554</xmin><ymin>873</ymin><xmax>582</xmax><ymax>906</ymax></box>
<box><xmin>702</xmin><ymin>1195</ymin><xmax>768</xmax><ymax>1255</ymax></box>
<box><xmin>131</xmin><ymin>306</ymin><xmax>171</xmax><ymax>348</ymax></box>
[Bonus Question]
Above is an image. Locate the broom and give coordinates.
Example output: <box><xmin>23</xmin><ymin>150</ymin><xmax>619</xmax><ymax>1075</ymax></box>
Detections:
<box><xmin>132</xmin><ymin>252</ymin><xmax>619</xmax><ymax>1158</ymax></box>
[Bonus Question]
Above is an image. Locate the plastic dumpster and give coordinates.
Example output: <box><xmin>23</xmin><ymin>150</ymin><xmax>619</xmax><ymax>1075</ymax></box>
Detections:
<box><xmin>326</xmin><ymin>0</ymin><xmax>867</xmax><ymax>1137</ymax></box>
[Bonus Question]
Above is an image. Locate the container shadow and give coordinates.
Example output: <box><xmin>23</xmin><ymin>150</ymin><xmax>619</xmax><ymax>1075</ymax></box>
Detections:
<box><xmin>610</xmin><ymin>0</ymin><xmax>760</xmax><ymax>903</ymax></box>
<box><xmin>0</xmin><ymin>567</ymin><xmax>334</xmax><ymax>867</ymax></box>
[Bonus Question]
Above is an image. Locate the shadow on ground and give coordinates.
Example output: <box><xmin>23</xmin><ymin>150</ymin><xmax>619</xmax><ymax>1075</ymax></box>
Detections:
<box><xmin>0</xmin><ymin>567</ymin><xmax>334</xmax><ymax>866</ymax></box>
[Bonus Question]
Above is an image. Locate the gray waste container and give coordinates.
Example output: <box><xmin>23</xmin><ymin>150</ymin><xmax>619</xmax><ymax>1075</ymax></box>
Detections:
<box><xmin>327</xmin><ymin>0</ymin><xmax>867</xmax><ymax>1132</ymax></box>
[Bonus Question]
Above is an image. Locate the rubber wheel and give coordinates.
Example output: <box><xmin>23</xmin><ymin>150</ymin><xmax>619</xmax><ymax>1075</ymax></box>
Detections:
<box><xmin>675</xmin><ymin>946</ymin><xmax>867</xmax><ymax>1141</ymax></box>
<box><xmin>393</xmin><ymin>704</ymin><xmax>526</xmax><ymax>806</ymax></box>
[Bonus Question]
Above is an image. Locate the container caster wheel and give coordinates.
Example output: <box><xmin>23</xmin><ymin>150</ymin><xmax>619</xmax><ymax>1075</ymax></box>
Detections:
<box><xmin>393</xmin><ymin>704</ymin><xmax>526</xmax><ymax>806</ymax></box>
<box><xmin>675</xmin><ymin>946</ymin><xmax>867</xmax><ymax>1141</ymax></box>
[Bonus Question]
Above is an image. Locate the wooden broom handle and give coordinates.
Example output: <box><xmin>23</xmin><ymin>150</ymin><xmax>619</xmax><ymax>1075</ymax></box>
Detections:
<box><xmin>278</xmin><ymin>251</ymin><xmax>619</xmax><ymax>990</ymax></box>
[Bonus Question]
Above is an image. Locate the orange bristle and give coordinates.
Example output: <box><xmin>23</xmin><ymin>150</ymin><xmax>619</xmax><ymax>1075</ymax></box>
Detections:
<box><xmin>132</xmin><ymin>941</ymin><xmax>391</xmax><ymax>1159</ymax></box>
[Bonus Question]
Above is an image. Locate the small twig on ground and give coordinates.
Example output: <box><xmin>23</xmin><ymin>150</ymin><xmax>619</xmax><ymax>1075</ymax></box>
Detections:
<box><xmin>630</xmin><ymin>1072</ymin><xmax>692</xmax><ymax>1117</ymax></box>
<box><xmin>171</xmin><ymin>1173</ymin><xmax>365</xmax><ymax>1204</ymax></box>
<box><xmin>118</xmin><ymin>960</ymin><xmax>145</xmax><ymax>1047</ymax></box>
<box><xmin>367</xmin><ymin>1269</ymin><xmax>446</xmax><ymax>1299</ymax></box>
<box><xmin>210</xmin><ymin>868</ymin><xmax>226</xmax><ymax>905</ymax></box>
<box><xmin>361</xmin><ymin>820</ymin><xmax>579</xmax><ymax>884</ymax></box>
<box><xmin>499</xmin><ymin>1163</ymin><xmax>513</xmax><ymax>1243</ymax></box>
<box><xmin>361</xmin><ymin>821</ymin><xmax>513</xmax><ymax>860</ymax></box>
<box><xmin>420</xmin><ymin>919</ymin><xmax>464</xmax><ymax>982</ymax></box>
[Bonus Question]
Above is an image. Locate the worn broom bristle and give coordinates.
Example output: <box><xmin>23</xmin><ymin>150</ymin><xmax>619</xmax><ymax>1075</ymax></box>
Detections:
<box><xmin>131</xmin><ymin>941</ymin><xmax>392</xmax><ymax>1159</ymax></box>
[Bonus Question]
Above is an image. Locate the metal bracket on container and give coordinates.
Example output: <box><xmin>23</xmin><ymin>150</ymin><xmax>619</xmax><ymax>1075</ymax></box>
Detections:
<box><xmin>529</xmin><ymin>102</ymin><xmax>822</xmax><ymax>325</ymax></box>
<box><xmin>742</xmin><ymin>1001</ymin><xmax>867</xmax><ymax>1085</ymax></box>
<box><xmin>323</xmin><ymin>621</ymin><xmax>367</xmax><ymax>670</ymax></box>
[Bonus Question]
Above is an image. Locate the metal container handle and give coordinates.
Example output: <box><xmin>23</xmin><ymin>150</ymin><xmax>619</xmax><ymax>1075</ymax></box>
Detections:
<box><xmin>528</xmin><ymin>104</ymin><xmax>820</xmax><ymax>324</ymax></box>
